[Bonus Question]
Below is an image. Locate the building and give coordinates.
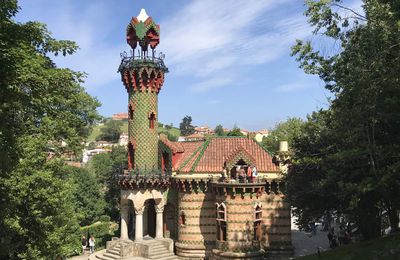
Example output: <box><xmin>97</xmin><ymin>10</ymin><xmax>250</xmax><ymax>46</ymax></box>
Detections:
<box><xmin>112</xmin><ymin>112</ymin><xmax>129</xmax><ymax>120</ymax></box>
<box><xmin>254</xmin><ymin>129</ymin><xmax>270</xmax><ymax>143</ymax></box>
<box><xmin>195</xmin><ymin>126</ymin><xmax>214</xmax><ymax>135</ymax></box>
<box><xmin>98</xmin><ymin>9</ymin><xmax>292</xmax><ymax>260</ymax></box>
<box><xmin>119</xmin><ymin>132</ymin><xmax>129</xmax><ymax>146</ymax></box>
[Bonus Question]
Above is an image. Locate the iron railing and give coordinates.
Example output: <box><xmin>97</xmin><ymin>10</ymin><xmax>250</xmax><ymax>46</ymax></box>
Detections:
<box><xmin>118</xmin><ymin>52</ymin><xmax>168</xmax><ymax>73</ymax></box>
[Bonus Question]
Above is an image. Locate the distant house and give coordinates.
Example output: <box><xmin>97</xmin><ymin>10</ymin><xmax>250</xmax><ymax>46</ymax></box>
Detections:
<box><xmin>112</xmin><ymin>112</ymin><xmax>128</xmax><ymax>120</ymax></box>
<box><xmin>240</xmin><ymin>129</ymin><xmax>250</xmax><ymax>136</ymax></box>
<box><xmin>254</xmin><ymin>129</ymin><xmax>270</xmax><ymax>142</ymax></box>
<box><xmin>82</xmin><ymin>148</ymin><xmax>111</xmax><ymax>164</ymax></box>
<box><xmin>194</xmin><ymin>125</ymin><xmax>214</xmax><ymax>135</ymax></box>
<box><xmin>178</xmin><ymin>133</ymin><xmax>206</xmax><ymax>142</ymax></box>
<box><xmin>96</xmin><ymin>141</ymin><xmax>114</xmax><ymax>148</ymax></box>
<box><xmin>119</xmin><ymin>133</ymin><xmax>129</xmax><ymax>146</ymax></box>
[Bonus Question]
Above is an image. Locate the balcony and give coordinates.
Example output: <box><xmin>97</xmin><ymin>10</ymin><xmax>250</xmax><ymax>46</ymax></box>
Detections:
<box><xmin>117</xmin><ymin>169</ymin><xmax>172</xmax><ymax>189</ymax></box>
<box><xmin>118</xmin><ymin>52</ymin><xmax>168</xmax><ymax>73</ymax></box>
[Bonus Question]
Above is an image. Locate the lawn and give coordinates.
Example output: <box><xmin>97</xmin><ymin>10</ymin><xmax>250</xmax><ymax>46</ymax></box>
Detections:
<box><xmin>299</xmin><ymin>233</ymin><xmax>400</xmax><ymax>260</ymax></box>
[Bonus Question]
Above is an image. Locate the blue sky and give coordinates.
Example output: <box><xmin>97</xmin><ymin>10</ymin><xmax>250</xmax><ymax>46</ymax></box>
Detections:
<box><xmin>16</xmin><ymin>0</ymin><xmax>362</xmax><ymax>131</ymax></box>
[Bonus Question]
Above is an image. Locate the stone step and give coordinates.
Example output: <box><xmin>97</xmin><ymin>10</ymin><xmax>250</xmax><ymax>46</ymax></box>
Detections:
<box><xmin>149</xmin><ymin>252</ymin><xmax>176</xmax><ymax>259</ymax></box>
<box><xmin>96</xmin><ymin>254</ymin><xmax>117</xmax><ymax>260</ymax></box>
<box><xmin>102</xmin><ymin>252</ymin><xmax>120</xmax><ymax>259</ymax></box>
<box><xmin>106</xmin><ymin>248</ymin><xmax>120</xmax><ymax>256</ymax></box>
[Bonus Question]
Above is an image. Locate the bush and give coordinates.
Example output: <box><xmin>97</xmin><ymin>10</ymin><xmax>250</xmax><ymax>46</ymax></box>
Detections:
<box><xmin>80</xmin><ymin>221</ymin><xmax>118</xmax><ymax>250</ymax></box>
<box><xmin>98</xmin><ymin>215</ymin><xmax>111</xmax><ymax>222</ymax></box>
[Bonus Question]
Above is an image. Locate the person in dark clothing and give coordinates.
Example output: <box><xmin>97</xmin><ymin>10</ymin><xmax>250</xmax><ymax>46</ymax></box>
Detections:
<box><xmin>327</xmin><ymin>230</ymin><xmax>333</xmax><ymax>248</ymax></box>
<box><xmin>81</xmin><ymin>235</ymin><xmax>87</xmax><ymax>254</ymax></box>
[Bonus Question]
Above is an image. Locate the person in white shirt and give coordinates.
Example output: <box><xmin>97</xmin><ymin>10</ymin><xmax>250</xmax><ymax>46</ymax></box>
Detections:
<box><xmin>89</xmin><ymin>235</ymin><xmax>95</xmax><ymax>254</ymax></box>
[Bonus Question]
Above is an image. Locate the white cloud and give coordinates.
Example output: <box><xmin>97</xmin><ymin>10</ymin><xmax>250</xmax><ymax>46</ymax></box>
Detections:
<box><xmin>158</xmin><ymin>0</ymin><xmax>311</xmax><ymax>92</ymax></box>
<box><xmin>191</xmin><ymin>77</ymin><xmax>234</xmax><ymax>92</ymax></box>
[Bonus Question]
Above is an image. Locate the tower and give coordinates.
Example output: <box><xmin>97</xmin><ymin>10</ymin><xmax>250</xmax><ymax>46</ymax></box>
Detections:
<box><xmin>119</xmin><ymin>8</ymin><xmax>168</xmax><ymax>173</ymax></box>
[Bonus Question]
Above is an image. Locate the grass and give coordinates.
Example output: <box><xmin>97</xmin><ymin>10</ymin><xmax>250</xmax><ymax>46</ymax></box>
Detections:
<box><xmin>87</xmin><ymin>120</ymin><xmax>180</xmax><ymax>143</ymax></box>
<box><xmin>299</xmin><ymin>233</ymin><xmax>400</xmax><ymax>260</ymax></box>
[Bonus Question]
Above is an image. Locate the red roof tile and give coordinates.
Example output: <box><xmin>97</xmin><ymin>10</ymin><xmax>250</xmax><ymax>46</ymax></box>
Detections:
<box><xmin>174</xmin><ymin>137</ymin><xmax>279</xmax><ymax>173</ymax></box>
<box><xmin>172</xmin><ymin>141</ymin><xmax>204</xmax><ymax>171</ymax></box>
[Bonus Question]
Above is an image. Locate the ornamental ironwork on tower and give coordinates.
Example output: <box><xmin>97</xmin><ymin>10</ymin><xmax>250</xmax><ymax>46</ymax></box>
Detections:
<box><xmin>118</xmin><ymin>8</ymin><xmax>168</xmax><ymax>173</ymax></box>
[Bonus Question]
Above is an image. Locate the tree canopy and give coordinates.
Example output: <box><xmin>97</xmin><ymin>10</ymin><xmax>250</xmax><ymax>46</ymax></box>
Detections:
<box><xmin>286</xmin><ymin>0</ymin><xmax>400</xmax><ymax>239</ymax></box>
<box><xmin>261</xmin><ymin>118</ymin><xmax>304</xmax><ymax>154</ymax></box>
<box><xmin>179</xmin><ymin>115</ymin><xmax>195</xmax><ymax>136</ymax></box>
<box><xmin>96</xmin><ymin>120</ymin><xmax>123</xmax><ymax>143</ymax></box>
<box><xmin>0</xmin><ymin>1</ymin><xmax>100</xmax><ymax>258</ymax></box>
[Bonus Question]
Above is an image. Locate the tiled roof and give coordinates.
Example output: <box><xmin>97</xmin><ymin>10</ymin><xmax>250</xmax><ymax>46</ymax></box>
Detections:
<box><xmin>173</xmin><ymin>141</ymin><xmax>204</xmax><ymax>171</ymax></box>
<box><xmin>160</xmin><ymin>138</ymin><xmax>184</xmax><ymax>153</ymax></box>
<box><xmin>174</xmin><ymin>137</ymin><xmax>279</xmax><ymax>173</ymax></box>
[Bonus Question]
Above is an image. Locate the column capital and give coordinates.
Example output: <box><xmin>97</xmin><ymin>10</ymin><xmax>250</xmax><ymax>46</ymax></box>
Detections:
<box><xmin>135</xmin><ymin>205</ymin><xmax>145</xmax><ymax>215</ymax></box>
<box><xmin>155</xmin><ymin>204</ymin><xmax>165</xmax><ymax>213</ymax></box>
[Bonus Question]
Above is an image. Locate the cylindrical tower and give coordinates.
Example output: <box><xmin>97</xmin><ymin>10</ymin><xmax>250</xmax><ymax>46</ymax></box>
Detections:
<box><xmin>118</xmin><ymin>8</ymin><xmax>168</xmax><ymax>172</ymax></box>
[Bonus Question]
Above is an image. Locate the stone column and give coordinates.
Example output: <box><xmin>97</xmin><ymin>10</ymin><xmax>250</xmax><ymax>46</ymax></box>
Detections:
<box><xmin>155</xmin><ymin>204</ymin><xmax>165</xmax><ymax>239</ymax></box>
<box><xmin>120</xmin><ymin>204</ymin><xmax>129</xmax><ymax>240</ymax></box>
<box><xmin>135</xmin><ymin>206</ymin><xmax>144</xmax><ymax>241</ymax></box>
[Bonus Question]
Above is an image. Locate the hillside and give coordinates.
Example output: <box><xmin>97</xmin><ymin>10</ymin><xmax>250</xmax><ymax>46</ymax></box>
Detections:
<box><xmin>299</xmin><ymin>233</ymin><xmax>400</xmax><ymax>260</ymax></box>
<box><xmin>87</xmin><ymin>120</ymin><xmax>180</xmax><ymax>142</ymax></box>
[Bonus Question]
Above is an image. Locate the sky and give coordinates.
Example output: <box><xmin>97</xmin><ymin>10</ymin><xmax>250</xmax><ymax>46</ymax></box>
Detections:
<box><xmin>16</xmin><ymin>0</ymin><xmax>362</xmax><ymax>131</ymax></box>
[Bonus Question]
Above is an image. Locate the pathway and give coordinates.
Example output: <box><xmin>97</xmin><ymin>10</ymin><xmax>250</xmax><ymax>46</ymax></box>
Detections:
<box><xmin>291</xmin><ymin>228</ymin><xmax>330</xmax><ymax>257</ymax></box>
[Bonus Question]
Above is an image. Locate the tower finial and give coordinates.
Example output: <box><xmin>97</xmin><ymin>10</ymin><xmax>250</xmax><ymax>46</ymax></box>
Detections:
<box><xmin>137</xmin><ymin>8</ymin><xmax>149</xmax><ymax>22</ymax></box>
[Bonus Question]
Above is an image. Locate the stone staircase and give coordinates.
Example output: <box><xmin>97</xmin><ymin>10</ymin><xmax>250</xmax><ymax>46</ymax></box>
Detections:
<box><xmin>95</xmin><ymin>241</ymin><xmax>126</xmax><ymax>260</ymax></box>
<box><xmin>95</xmin><ymin>239</ymin><xmax>179</xmax><ymax>260</ymax></box>
<box><xmin>146</xmin><ymin>240</ymin><xmax>179</xmax><ymax>260</ymax></box>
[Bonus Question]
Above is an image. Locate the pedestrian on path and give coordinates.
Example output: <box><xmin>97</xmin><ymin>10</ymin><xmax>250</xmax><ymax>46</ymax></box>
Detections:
<box><xmin>89</xmin><ymin>235</ymin><xmax>95</xmax><ymax>254</ymax></box>
<box><xmin>81</xmin><ymin>235</ymin><xmax>87</xmax><ymax>255</ymax></box>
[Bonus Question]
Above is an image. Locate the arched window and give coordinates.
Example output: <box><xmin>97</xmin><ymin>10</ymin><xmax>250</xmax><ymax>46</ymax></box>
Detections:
<box><xmin>149</xmin><ymin>112</ymin><xmax>156</xmax><ymax>129</ymax></box>
<box><xmin>128</xmin><ymin>104</ymin><xmax>134</xmax><ymax>120</ymax></box>
<box><xmin>128</xmin><ymin>142</ymin><xmax>135</xmax><ymax>170</ymax></box>
<box><xmin>254</xmin><ymin>203</ymin><xmax>262</xmax><ymax>241</ymax></box>
<box><xmin>216</xmin><ymin>203</ymin><xmax>227</xmax><ymax>241</ymax></box>
<box><xmin>179</xmin><ymin>211</ymin><xmax>186</xmax><ymax>226</ymax></box>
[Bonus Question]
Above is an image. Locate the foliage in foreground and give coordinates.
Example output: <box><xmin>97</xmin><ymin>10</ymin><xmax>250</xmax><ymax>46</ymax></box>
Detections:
<box><xmin>0</xmin><ymin>1</ymin><xmax>100</xmax><ymax>258</ymax></box>
<box><xmin>286</xmin><ymin>0</ymin><xmax>400</xmax><ymax>239</ymax></box>
<box><xmin>299</xmin><ymin>233</ymin><xmax>400</xmax><ymax>260</ymax></box>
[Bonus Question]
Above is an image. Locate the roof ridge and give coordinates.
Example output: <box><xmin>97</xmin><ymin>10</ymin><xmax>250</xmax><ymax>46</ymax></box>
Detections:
<box><xmin>252</xmin><ymin>137</ymin><xmax>275</xmax><ymax>156</ymax></box>
<box><xmin>177</xmin><ymin>141</ymin><xmax>204</xmax><ymax>171</ymax></box>
<box><xmin>190</xmin><ymin>139</ymin><xmax>211</xmax><ymax>173</ymax></box>
<box><xmin>226</xmin><ymin>145</ymin><xmax>256</xmax><ymax>165</ymax></box>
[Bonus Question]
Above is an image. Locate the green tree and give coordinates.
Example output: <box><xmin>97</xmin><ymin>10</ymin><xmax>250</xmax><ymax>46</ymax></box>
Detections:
<box><xmin>262</xmin><ymin>118</ymin><xmax>304</xmax><ymax>154</ymax></box>
<box><xmin>96</xmin><ymin>120</ymin><xmax>123</xmax><ymax>143</ymax></box>
<box><xmin>89</xmin><ymin>147</ymin><xmax>127</xmax><ymax>221</ymax></box>
<box><xmin>64</xmin><ymin>166</ymin><xmax>106</xmax><ymax>226</ymax></box>
<box><xmin>290</xmin><ymin>0</ymin><xmax>400</xmax><ymax>238</ymax></box>
<box><xmin>214</xmin><ymin>124</ymin><xmax>225</xmax><ymax>136</ymax></box>
<box><xmin>0</xmin><ymin>1</ymin><xmax>100</xmax><ymax>258</ymax></box>
<box><xmin>179</xmin><ymin>115</ymin><xmax>195</xmax><ymax>136</ymax></box>
<box><xmin>227</xmin><ymin>125</ymin><xmax>245</xmax><ymax>137</ymax></box>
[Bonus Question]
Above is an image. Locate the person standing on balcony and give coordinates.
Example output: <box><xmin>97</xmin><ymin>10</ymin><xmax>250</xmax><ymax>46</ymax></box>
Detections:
<box><xmin>252</xmin><ymin>165</ymin><xmax>257</xmax><ymax>182</ymax></box>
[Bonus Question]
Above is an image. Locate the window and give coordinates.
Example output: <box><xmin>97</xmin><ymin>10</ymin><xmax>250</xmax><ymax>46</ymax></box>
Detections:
<box><xmin>254</xmin><ymin>203</ymin><xmax>262</xmax><ymax>241</ymax></box>
<box><xmin>179</xmin><ymin>212</ymin><xmax>186</xmax><ymax>226</ymax></box>
<box><xmin>216</xmin><ymin>203</ymin><xmax>227</xmax><ymax>241</ymax></box>
<box><xmin>149</xmin><ymin>112</ymin><xmax>156</xmax><ymax>129</ymax></box>
<box><xmin>128</xmin><ymin>142</ymin><xmax>135</xmax><ymax>170</ymax></box>
<box><xmin>129</xmin><ymin>104</ymin><xmax>134</xmax><ymax>120</ymax></box>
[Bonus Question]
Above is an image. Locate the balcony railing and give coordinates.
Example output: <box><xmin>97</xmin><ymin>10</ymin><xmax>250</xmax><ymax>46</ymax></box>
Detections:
<box><xmin>118</xmin><ymin>168</ymin><xmax>172</xmax><ymax>182</ymax></box>
<box><xmin>118</xmin><ymin>52</ymin><xmax>168</xmax><ymax>73</ymax></box>
<box><xmin>210</xmin><ymin>176</ymin><xmax>267</xmax><ymax>185</ymax></box>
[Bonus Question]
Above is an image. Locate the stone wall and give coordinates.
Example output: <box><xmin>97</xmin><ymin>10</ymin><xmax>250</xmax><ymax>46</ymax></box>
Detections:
<box><xmin>176</xmin><ymin>190</ymin><xmax>216</xmax><ymax>259</ymax></box>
